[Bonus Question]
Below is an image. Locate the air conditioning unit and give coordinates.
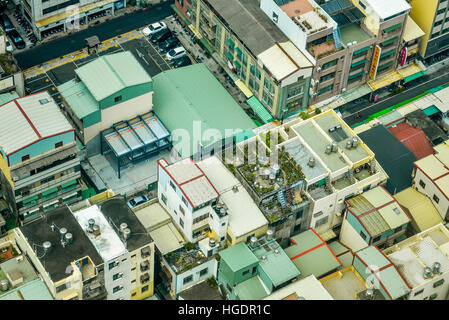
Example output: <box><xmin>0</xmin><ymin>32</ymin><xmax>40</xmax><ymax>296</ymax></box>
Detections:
<box><xmin>341</xmin><ymin>88</ymin><xmax>346</xmax><ymax>92</ymax></box>
<box><xmin>16</xmin><ymin>256</ymin><xmax>24</xmax><ymax>263</ymax></box>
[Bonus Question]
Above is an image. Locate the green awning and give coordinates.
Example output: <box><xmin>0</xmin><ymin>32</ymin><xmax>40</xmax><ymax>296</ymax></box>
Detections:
<box><xmin>380</xmin><ymin>49</ymin><xmax>395</xmax><ymax>59</ymax></box>
<box><xmin>384</xmin><ymin>23</ymin><xmax>402</xmax><ymax>33</ymax></box>
<box><xmin>170</xmin><ymin>4</ymin><xmax>192</xmax><ymax>26</ymax></box>
<box><xmin>378</xmin><ymin>60</ymin><xmax>394</xmax><ymax>71</ymax></box>
<box><xmin>350</xmin><ymin>59</ymin><xmax>368</xmax><ymax>68</ymax></box>
<box><xmin>353</xmin><ymin>46</ymin><xmax>371</xmax><ymax>55</ymax></box>
<box><xmin>246</xmin><ymin>96</ymin><xmax>274</xmax><ymax>124</ymax></box>
<box><xmin>62</xmin><ymin>179</ymin><xmax>77</xmax><ymax>189</ymax></box>
<box><xmin>381</xmin><ymin>37</ymin><xmax>399</xmax><ymax>46</ymax></box>
<box><xmin>227</xmin><ymin>38</ymin><xmax>234</xmax><ymax>48</ymax></box>
<box><xmin>404</xmin><ymin>71</ymin><xmax>425</xmax><ymax>83</ymax></box>
<box><xmin>250</xmin><ymin>65</ymin><xmax>255</xmax><ymax>74</ymax></box>
<box><xmin>235</xmin><ymin>47</ymin><xmax>243</xmax><ymax>57</ymax></box>
<box><xmin>22</xmin><ymin>195</ymin><xmax>38</xmax><ymax>205</ymax></box>
<box><xmin>42</xmin><ymin>187</ymin><xmax>58</xmax><ymax>197</ymax></box>
<box><xmin>198</xmin><ymin>37</ymin><xmax>215</xmax><ymax>54</ymax></box>
<box><xmin>234</xmin><ymin>60</ymin><xmax>241</xmax><ymax>69</ymax></box>
<box><xmin>226</xmin><ymin>51</ymin><xmax>234</xmax><ymax>61</ymax></box>
<box><xmin>348</xmin><ymin>70</ymin><xmax>366</xmax><ymax>80</ymax></box>
<box><xmin>423</xmin><ymin>105</ymin><xmax>440</xmax><ymax>116</ymax></box>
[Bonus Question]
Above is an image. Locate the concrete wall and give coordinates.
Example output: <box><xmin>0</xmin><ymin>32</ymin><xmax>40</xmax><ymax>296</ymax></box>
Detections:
<box><xmin>175</xmin><ymin>258</ymin><xmax>217</xmax><ymax>295</ymax></box>
<box><xmin>104</xmin><ymin>252</ymin><xmax>131</xmax><ymax>300</ymax></box>
<box><xmin>129</xmin><ymin>242</ymin><xmax>155</xmax><ymax>300</ymax></box>
<box><xmin>414</xmin><ymin>168</ymin><xmax>449</xmax><ymax>220</ymax></box>
<box><xmin>339</xmin><ymin>217</ymin><xmax>369</xmax><ymax>252</ymax></box>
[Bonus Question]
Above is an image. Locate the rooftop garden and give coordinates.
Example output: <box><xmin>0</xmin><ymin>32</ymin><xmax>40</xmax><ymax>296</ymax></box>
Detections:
<box><xmin>165</xmin><ymin>242</ymin><xmax>212</xmax><ymax>274</ymax></box>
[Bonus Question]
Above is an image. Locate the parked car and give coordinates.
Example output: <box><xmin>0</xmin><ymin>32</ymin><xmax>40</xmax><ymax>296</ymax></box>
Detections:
<box><xmin>172</xmin><ymin>55</ymin><xmax>192</xmax><ymax>68</ymax></box>
<box><xmin>159</xmin><ymin>37</ymin><xmax>179</xmax><ymax>52</ymax></box>
<box><xmin>165</xmin><ymin>46</ymin><xmax>186</xmax><ymax>61</ymax></box>
<box><xmin>8</xmin><ymin>30</ymin><xmax>25</xmax><ymax>49</ymax></box>
<box><xmin>0</xmin><ymin>14</ymin><xmax>15</xmax><ymax>33</ymax></box>
<box><xmin>142</xmin><ymin>21</ymin><xmax>167</xmax><ymax>36</ymax></box>
<box><xmin>149</xmin><ymin>28</ymin><xmax>171</xmax><ymax>44</ymax></box>
<box><xmin>5</xmin><ymin>40</ymin><xmax>13</xmax><ymax>52</ymax></box>
<box><xmin>127</xmin><ymin>195</ymin><xmax>149</xmax><ymax>209</ymax></box>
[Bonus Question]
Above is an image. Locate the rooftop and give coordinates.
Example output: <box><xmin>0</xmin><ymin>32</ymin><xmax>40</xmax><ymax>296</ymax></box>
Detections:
<box><xmin>346</xmin><ymin>186</ymin><xmax>410</xmax><ymax>237</ymax></box>
<box><xmin>0</xmin><ymin>91</ymin><xmax>73</xmax><ymax>156</ymax></box>
<box><xmin>72</xmin><ymin>204</ymin><xmax>127</xmax><ymax>262</ymax></box>
<box><xmin>134</xmin><ymin>202</ymin><xmax>171</xmax><ymax>232</ymax></box>
<box><xmin>160</xmin><ymin>158</ymin><xmax>219</xmax><ymax>208</ymax></box>
<box><xmin>358</xmin><ymin>125</ymin><xmax>417</xmax><ymax>194</ymax></box>
<box><xmin>178</xmin><ymin>281</ymin><xmax>223</xmax><ymax>300</ymax></box>
<box><xmin>152</xmin><ymin>64</ymin><xmax>256</xmax><ymax>158</ymax></box>
<box><xmin>394</xmin><ymin>188</ymin><xmax>443</xmax><ymax>233</ymax></box>
<box><xmin>328</xmin><ymin>240</ymin><xmax>353</xmax><ymax>268</ymax></box>
<box><xmin>340</xmin><ymin>22</ymin><xmax>371</xmax><ymax>45</ymax></box>
<box><xmin>320</xmin><ymin>266</ymin><xmax>368</xmax><ymax>300</ymax></box>
<box><xmin>414</xmin><ymin>141</ymin><xmax>449</xmax><ymax>181</ymax></box>
<box><xmin>149</xmin><ymin>223</ymin><xmax>185</xmax><ymax>256</ymax></box>
<box><xmin>402</xmin><ymin>16</ymin><xmax>425</xmax><ymax>43</ymax></box>
<box><xmin>356</xmin><ymin>245</ymin><xmax>411</xmax><ymax>299</ymax></box>
<box><xmin>264</xmin><ymin>274</ymin><xmax>333</xmax><ymax>300</ymax></box>
<box><xmin>219</xmin><ymin>242</ymin><xmax>259</xmax><ymax>272</ymax></box>
<box><xmin>363</xmin><ymin>0</ymin><xmax>410</xmax><ymax>20</ymax></box>
<box><xmin>164</xmin><ymin>243</ymin><xmax>214</xmax><ymax>274</ymax></box>
<box><xmin>0</xmin><ymin>278</ymin><xmax>53</xmax><ymax>300</ymax></box>
<box><xmin>97</xmin><ymin>196</ymin><xmax>153</xmax><ymax>252</ymax></box>
<box><xmin>197</xmin><ymin>156</ymin><xmax>268</xmax><ymax>238</ymax></box>
<box><xmin>57</xmin><ymin>80</ymin><xmax>99</xmax><ymax>120</ymax></box>
<box><xmin>406</xmin><ymin>110</ymin><xmax>447</xmax><ymax>146</ymax></box>
<box><xmin>385</xmin><ymin>223</ymin><xmax>449</xmax><ymax>289</ymax></box>
<box><xmin>284</xmin><ymin>229</ymin><xmax>342</xmax><ymax>279</ymax></box>
<box><xmin>75</xmin><ymin>51</ymin><xmax>152</xmax><ymax>102</ymax></box>
<box><xmin>234</xmin><ymin>275</ymin><xmax>269</xmax><ymax>300</ymax></box>
<box><xmin>389</xmin><ymin>122</ymin><xmax>434</xmax><ymax>160</ymax></box>
<box><xmin>18</xmin><ymin>205</ymin><xmax>103</xmax><ymax>282</ymax></box>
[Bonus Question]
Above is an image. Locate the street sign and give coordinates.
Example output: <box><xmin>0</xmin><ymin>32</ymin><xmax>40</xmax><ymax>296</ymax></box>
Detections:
<box><xmin>369</xmin><ymin>45</ymin><xmax>382</xmax><ymax>81</ymax></box>
<box><xmin>400</xmin><ymin>47</ymin><xmax>408</xmax><ymax>67</ymax></box>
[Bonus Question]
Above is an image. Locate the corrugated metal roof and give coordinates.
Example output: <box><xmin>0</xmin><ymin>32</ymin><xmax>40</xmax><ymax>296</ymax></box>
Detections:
<box><xmin>57</xmin><ymin>80</ymin><xmax>99</xmax><ymax>119</ymax></box>
<box><xmin>75</xmin><ymin>51</ymin><xmax>152</xmax><ymax>102</ymax></box>
<box><xmin>0</xmin><ymin>279</ymin><xmax>53</xmax><ymax>300</ymax></box>
<box><xmin>234</xmin><ymin>275</ymin><xmax>269</xmax><ymax>300</ymax></box>
<box><xmin>389</xmin><ymin>122</ymin><xmax>434</xmax><ymax>160</ymax></box>
<box><xmin>219</xmin><ymin>242</ymin><xmax>259</xmax><ymax>272</ymax></box>
<box><xmin>0</xmin><ymin>92</ymin><xmax>73</xmax><ymax>156</ymax></box>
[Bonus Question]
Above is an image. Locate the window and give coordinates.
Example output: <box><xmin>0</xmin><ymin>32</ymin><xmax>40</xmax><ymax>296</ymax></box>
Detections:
<box><xmin>142</xmin><ymin>285</ymin><xmax>149</xmax><ymax>293</ymax></box>
<box><xmin>372</xmin><ymin>236</ymin><xmax>381</xmax><ymax>243</ymax></box>
<box><xmin>322</xmin><ymin>59</ymin><xmax>338</xmax><ymax>70</ymax></box>
<box><xmin>179</xmin><ymin>205</ymin><xmax>185</xmax><ymax>215</ymax></box>
<box><xmin>109</xmin><ymin>261</ymin><xmax>118</xmax><ymax>270</ymax></box>
<box><xmin>114</xmin><ymin>96</ymin><xmax>122</xmax><ymax>103</ymax></box>
<box><xmin>183</xmin><ymin>275</ymin><xmax>193</xmax><ymax>284</ymax></box>
<box><xmin>359</xmin><ymin>0</ymin><xmax>366</xmax><ymax>10</ymax></box>
<box><xmin>55</xmin><ymin>141</ymin><xmax>63</xmax><ymax>148</ymax></box>
<box><xmin>272</xmin><ymin>12</ymin><xmax>278</xmax><ymax>23</ymax></box>
<box><xmin>242</xmin><ymin>269</ymin><xmax>250</xmax><ymax>276</ymax></box>
<box><xmin>360</xmin><ymin>231</ymin><xmax>367</xmax><ymax>241</ymax></box>
<box><xmin>394</xmin><ymin>226</ymin><xmax>403</xmax><ymax>233</ymax></box>
<box><xmin>199</xmin><ymin>268</ymin><xmax>208</xmax><ymax>277</ymax></box>
<box><xmin>221</xmin><ymin>222</ymin><xmax>226</xmax><ymax>226</ymax></box>
<box><xmin>414</xmin><ymin>289</ymin><xmax>424</xmax><ymax>296</ymax></box>
<box><xmin>161</xmin><ymin>193</ymin><xmax>167</xmax><ymax>205</ymax></box>
<box><xmin>226</xmin><ymin>233</ymin><xmax>232</xmax><ymax>243</ymax></box>
<box><xmin>113</xmin><ymin>273</ymin><xmax>123</xmax><ymax>281</ymax></box>
<box><xmin>22</xmin><ymin>155</ymin><xmax>30</xmax><ymax>162</ymax></box>
<box><xmin>434</xmin><ymin>279</ymin><xmax>445</xmax><ymax>288</ymax></box>
<box><xmin>182</xmin><ymin>196</ymin><xmax>188</xmax><ymax>206</ymax></box>
<box><xmin>318</xmin><ymin>84</ymin><xmax>333</xmax><ymax>95</ymax></box>
<box><xmin>113</xmin><ymin>286</ymin><xmax>123</xmax><ymax>293</ymax></box>
<box><xmin>131</xmin><ymin>254</ymin><xmax>136</xmax><ymax>258</ymax></box>
<box><xmin>419</xmin><ymin>180</ymin><xmax>426</xmax><ymax>189</ymax></box>
<box><xmin>170</xmin><ymin>181</ymin><xmax>176</xmax><ymax>191</ymax></box>
<box><xmin>429</xmin><ymin>293</ymin><xmax>438</xmax><ymax>300</ymax></box>
<box><xmin>56</xmin><ymin>283</ymin><xmax>67</xmax><ymax>293</ymax></box>
<box><xmin>315</xmin><ymin>215</ymin><xmax>329</xmax><ymax>228</ymax></box>
<box><xmin>433</xmin><ymin>194</ymin><xmax>440</xmax><ymax>204</ymax></box>
<box><xmin>131</xmin><ymin>292</ymin><xmax>137</xmax><ymax>297</ymax></box>
<box><xmin>179</xmin><ymin>218</ymin><xmax>184</xmax><ymax>228</ymax></box>
<box><xmin>131</xmin><ymin>267</ymin><xmax>136</xmax><ymax>271</ymax></box>
<box><xmin>131</xmin><ymin>279</ymin><xmax>136</xmax><ymax>283</ymax></box>
<box><xmin>320</xmin><ymin>72</ymin><xmax>335</xmax><ymax>82</ymax></box>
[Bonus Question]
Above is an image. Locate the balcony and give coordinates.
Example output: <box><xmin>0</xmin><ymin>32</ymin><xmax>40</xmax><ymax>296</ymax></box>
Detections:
<box><xmin>332</xmin><ymin>175</ymin><xmax>355</xmax><ymax>191</ymax></box>
<box><xmin>140</xmin><ymin>260</ymin><xmax>150</xmax><ymax>272</ymax></box>
<box><xmin>307</xmin><ymin>185</ymin><xmax>332</xmax><ymax>201</ymax></box>
<box><xmin>307</xmin><ymin>39</ymin><xmax>337</xmax><ymax>60</ymax></box>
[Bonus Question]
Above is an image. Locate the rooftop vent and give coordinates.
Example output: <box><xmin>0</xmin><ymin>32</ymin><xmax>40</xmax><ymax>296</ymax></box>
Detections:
<box><xmin>423</xmin><ymin>267</ymin><xmax>433</xmax><ymax>279</ymax></box>
<box><xmin>43</xmin><ymin>241</ymin><xmax>52</xmax><ymax>253</ymax></box>
<box><xmin>88</xmin><ymin>218</ymin><xmax>95</xmax><ymax>229</ymax></box>
<box><xmin>352</xmin><ymin>137</ymin><xmax>359</xmax><ymax>148</ymax></box>
<box><xmin>250</xmin><ymin>236</ymin><xmax>258</xmax><ymax>248</ymax></box>
<box><xmin>331</xmin><ymin>142</ymin><xmax>338</xmax><ymax>152</ymax></box>
<box><xmin>274</xmin><ymin>249</ymin><xmax>280</xmax><ymax>256</ymax></box>
<box><xmin>120</xmin><ymin>222</ymin><xmax>128</xmax><ymax>233</ymax></box>
<box><xmin>59</xmin><ymin>227</ymin><xmax>67</xmax><ymax>241</ymax></box>
<box><xmin>232</xmin><ymin>185</ymin><xmax>239</xmax><ymax>193</ymax></box>
<box><xmin>432</xmin><ymin>262</ymin><xmax>441</xmax><ymax>275</ymax></box>
<box><xmin>308</xmin><ymin>157</ymin><xmax>316</xmax><ymax>168</ymax></box>
<box><xmin>39</xmin><ymin>98</ymin><xmax>49</xmax><ymax>105</ymax></box>
<box><xmin>365</xmin><ymin>288</ymin><xmax>374</xmax><ymax>300</ymax></box>
<box><xmin>93</xmin><ymin>225</ymin><xmax>101</xmax><ymax>237</ymax></box>
<box><xmin>325</xmin><ymin>144</ymin><xmax>332</xmax><ymax>154</ymax></box>
<box><xmin>346</xmin><ymin>139</ymin><xmax>353</xmax><ymax>149</ymax></box>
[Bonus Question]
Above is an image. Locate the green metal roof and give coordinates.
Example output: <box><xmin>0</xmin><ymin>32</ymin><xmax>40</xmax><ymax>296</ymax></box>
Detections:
<box><xmin>42</xmin><ymin>187</ymin><xmax>58</xmax><ymax>197</ymax></box>
<box><xmin>384</xmin><ymin>23</ymin><xmax>402</xmax><ymax>33</ymax></box>
<box><xmin>219</xmin><ymin>242</ymin><xmax>258</xmax><ymax>272</ymax></box>
<box><xmin>0</xmin><ymin>279</ymin><xmax>53</xmax><ymax>300</ymax></box>
<box><xmin>234</xmin><ymin>276</ymin><xmax>268</xmax><ymax>300</ymax></box>
<box><xmin>0</xmin><ymin>92</ymin><xmax>19</xmax><ymax>105</ymax></box>
<box><xmin>75</xmin><ymin>51</ymin><xmax>152</xmax><ymax>102</ymax></box>
<box><xmin>356</xmin><ymin>245</ymin><xmax>390</xmax><ymax>269</ymax></box>
<box><xmin>58</xmin><ymin>80</ymin><xmax>99</xmax><ymax>119</ymax></box>
<box><xmin>152</xmin><ymin>63</ymin><xmax>256</xmax><ymax>157</ymax></box>
<box><xmin>246</xmin><ymin>96</ymin><xmax>274</xmax><ymax>124</ymax></box>
<box><xmin>61</xmin><ymin>179</ymin><xmax>77</xmax><ymax>189</ymax></box>
<box><xmin>423</xmin><ymin>105</ymin><xmax>440</xmax><ymax>116</ymax></box>
<box><xmin>288</xmin><ymin>230</ymin><xmax>323</xmax><ymax>254</ymax></box>
<box><xmin>404</xmin><ymin>71</ymin><xmax>425</xmax><ymax>83</ymax></box>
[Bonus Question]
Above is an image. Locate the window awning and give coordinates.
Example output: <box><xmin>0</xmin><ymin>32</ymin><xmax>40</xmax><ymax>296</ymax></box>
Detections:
<box><xmin>234</xmin><ymin>60</ymin><xmax>241</xmax><ymax>69</ymax></box>
<box><xmin>62</xmin><ymin>179</ymin><xmax>77</xmax><ymax>189</ymax></box>
<box><xmin>384</xmin><ymin>23</ymin><xmax>402</xmax><ymax>33</ymax></box>
<box><xmin>235</xmin><ymin>47</ymin><xmax>243</xmax><ymax>57</ymax></box>
<box><xmin>226</xmin><ymin>52</ymin><xmax>234</xmax><ymax>61</ymax></box>
<box><xmin>351</xmin><ymin>58</ymin><xmax>368</xmax><ymax>68</ymax></box>
<box><xmin>353</xmin><ymin>46</ymin><xmax>371</xmax><ymax>55</ymax></box>
<box><xmin>22</xmin><ymin>195</ymin><xmax>38</xmax><ymax>205</ymax></box>
<box><xmin>42</xmin><ymin>187</ymin><xmax>58</xmax><ymax>197</ymax></box>
<box><xmin>423</xmin><ymin>105</ymin><xmax>441</xmax><ymax>116</ymax></box>
<box><xmin>198</xmin><ymin>37</ymin><xmax>214</xmax><ymax>54</ymax></box>
<box><xmin>403</xmin><ymin>71</ymin><xmax>425</xmax><ymax>83</ymax></box>
<box><xmin>348</xmin><ymin>70</ymin><xmax>366</xmax><ymax>80</ymax></box>
<box><xmin>246</xmin><ymin>96</ymin><xmax>274</xmax><ymax>124</ymax></box>
<box><xmin>381</xmin><ymin>37</ymin><xmax>399</xmax><ymax>46</ymax></box>
<box><xmin>226</xmin><ymin>38</ymin><xmax>234</xmax><ymax>48</ymax></box>
<box><xmin>380</xmin><ymin>49</ymin><xmax>395</xmax><ymax>59</ymax></box>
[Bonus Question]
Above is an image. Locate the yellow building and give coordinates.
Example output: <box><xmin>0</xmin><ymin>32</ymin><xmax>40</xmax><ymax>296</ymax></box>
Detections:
<box><xmin>409</xmin><ymin>0</ymin><xmax>449</xmax><ymax>58</ymax></box>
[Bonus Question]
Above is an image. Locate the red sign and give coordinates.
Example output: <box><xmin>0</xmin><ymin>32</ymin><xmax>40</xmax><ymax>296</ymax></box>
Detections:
<box><xmin>400</xmin><ymin>47</ymin><xmax>408</xmax><ymax>67</ymax></box>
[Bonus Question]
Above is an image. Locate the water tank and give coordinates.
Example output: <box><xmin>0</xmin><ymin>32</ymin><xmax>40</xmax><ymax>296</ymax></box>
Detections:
<box><xmin>88</xmin><ymin>218</ymin><xmax>95</xmax><ymax>228</ymax></box>
<box><xmin>308</xmin><ymin>157</ymin><xmax>315</xmax><ymax>167</ymax></box>
<box><xmin>209</xmin><ymin>238</ymin><xmax>216</xmax><ymax>248</ymax></box>
<box><xmin>43</xmin><ymin>241</ymin><xmax>52</xmax><ymax>253</ymax></box>
<box><xmin>432</xmin><ymin>262</ymin><xmax>441</xmax><ymax>274</ymax></box>
<box><xmin>352</xmin><ymin>137</ymin><xmax>359</xmax><ymax>148</ymax></box>
<box><xmin>297</xmin><ymin>296</ymin><xmax>305</xmax><ymax>300</ymax></box>
<box><xmin>123</xmin><ymin>228</ymin><xmax>131</xmax><ymax>240</ymax></box>
<box><xmin>365</xmin><ymin>288</ymin><xmax>374</xmax><ymax>300</ymax></box>
<box><xmin>59</xmin><ymin>228</ymin><xmax>67</xmax><ymax>241</ymax></box>
<box><xmin>346</xmin><ymin>140</ymin><xmax>353</xmax><ymax>149</ymax></box>
<box><xmin>331</xmin><ymin>141</ymin><xmax>338</xmax><ymax>152</ymax></box>
<box><xmin>325</xmin><ymin>144</ymin><xmax>332</xmax><ymax>154</ymax></box>
<box><xmin>423</xmin><ymin>266</ymin><xmax>433</xmax><ymax>279</ymax></box>
<box><xmin>250</xmin><ymin>236</ymin><xmax>258</xmax><ymax>248</ymax></box>
<box><xmin>93</xmin><ymin>225</ymin><xmax>101</xmax><ymax>236</ymax></box>
<box><xmin>269</xmin><ymin>174</ymin><xmax>276</xmax><ymax>184</ymax></box>
<box><xmin>260</xmin><ymin>255</ymin><xmax>267</xmax><ymax>263</ymax></box>
<box><xmin>65</xmin><ymin>233</ymin><xmax>73</xmax><ymax>245</ymax></box>
<box><xmin>266</xmin><ymin>229</ymin><xmax>274</xmax><ymax>240</ymax></box>
<box><xmin>120</xmin><ymin>223</ymin><xmax>128</xmax><ymax>233</ymax></box>
<box><xmin>0</xmin><ymin>279</ymin><xmax>8</xmax><ymax>292</ymax></box>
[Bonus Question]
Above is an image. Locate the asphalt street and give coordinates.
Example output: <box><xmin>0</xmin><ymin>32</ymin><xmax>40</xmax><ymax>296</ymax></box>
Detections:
<box><xmin>14</xmin><ymin>0</ymin><xmax>175</xmax><ymax>69</ymax></box>
<box><xmin>342</xmin><ymin>67</ymin><xmax>449</xmax><ymax>126</ymax></box>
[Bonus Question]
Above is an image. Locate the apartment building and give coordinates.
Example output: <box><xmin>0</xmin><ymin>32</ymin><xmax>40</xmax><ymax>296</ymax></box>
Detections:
<box><xmin>409</xmin><ymin>0</ymin><xmax>449</xmax><ymax>59</ymax></box>
<box><xmin>58</xmin><ymin>51</ymin><xmax>154</xmax><ymax>156</ymax></box>
<box><xmin>173</xmin><ymin>0</ymin><xmax>314</xmax><ymax>121</ymax></box>
<box><xmin>412</xmin><ymin>140</ymin><xmax>449</xmax><ymax>220</ymax></box>
<box><xmin>227</xmin><ymin>109</ymin><xmax>387</xmax><ymax>244</ymax></box>
<box><xmin>157</xmin><ymin>158</ymin><xmax>228</xmax><ymax>245</ymax></box>
<box><xmin>0</xmin><ymin>91</ymin><xmax>81</xmax><ymax>226</ymax></box>
<box><xmin>343</xmin><ymin>186</ymin><xmax>410</xmax><ymax>249</ymax></box>
<box><xmin>385</xmin><ymin>223</ymin><xmax>449</xmax><ymax>300</ymax></box>
<box><xmin>20</xmin><ymin>0</ymin><xmax>125</xmax><ymax>40</ymax></box>
<box><xmin>14</xmin><ymin>205</ymin><xmax>106</xmax><ymax>300</ymax></box>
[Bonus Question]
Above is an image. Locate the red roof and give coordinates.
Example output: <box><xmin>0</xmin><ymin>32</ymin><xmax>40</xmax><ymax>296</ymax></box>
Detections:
<box><xmin>388</xmin><ymin>122</ymin><xmax>434</xmax><ymax>160</ymax></box>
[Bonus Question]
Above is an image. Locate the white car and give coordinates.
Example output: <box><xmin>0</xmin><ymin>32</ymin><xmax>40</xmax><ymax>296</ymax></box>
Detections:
<box><xmin>5</xmin><ymin>40</ymin><xmax>13</xmax><ymax>52</ymax></box>
<box><xmin>142</xmin><ymin>22</ymin><xmax>167</xmax><ymax>36</ymax></box>
<box><xmin>165</xmin><ymin>46</ymin><xmax>186</xmax><ymax>61</ymax></box>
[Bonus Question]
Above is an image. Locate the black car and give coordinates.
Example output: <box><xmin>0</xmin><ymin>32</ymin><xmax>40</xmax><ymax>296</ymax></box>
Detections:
<box><xmin>173</xmin><ymin>55</ymin><xmax>192</xmax><ymax>68</ymax></box>
<box><xmin>8</xmin><ymin>30</ymin><xmax>25</xmax><ymax>50</ymax></box>
<box><xmin>159</xmin><ymin>37</ymin><xmax>179</xmax><ymax>53</ymax></box>
<box><xmin>0</xmin><ymin>14</ymin><xmax>15</xmax><ymax>33</ymax></box>
<box><xmin>149</xmin><ymin>28</ymin><xmax>171</xmax><ymax>44</ymax></box>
